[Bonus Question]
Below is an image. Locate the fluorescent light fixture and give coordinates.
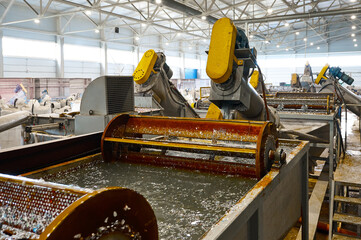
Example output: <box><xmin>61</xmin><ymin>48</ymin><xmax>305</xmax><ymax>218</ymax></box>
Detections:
<box><xmin>353</xmin><ymin>39</ymin><xmax>357</xmax><ymax>42</ymax></box>
<box><xmin>155</xmin><ymin>0</ymin><xmax>162</xmax><ymax>4</ymax></box>
<box><xmin>276</xmin><ymin>44</ymin><xmax>280</xmax><ymax>48</ymax></box>
<box><xmin>285</xmin><ymin>48</ymin><xmax>289</xmax><ymax>51</ymax></box>
<box><xmin>135</xmin><ymin>36</ymin><xmax>140</xmax><ymax>41</ymax></box>
<box><xmin>34</xmin><ymin>19</ymin><xmax>40</xmax><ymax>24</ymax></box>
<box><xmin>165</xmin><ymin>42</ymin><xmax>169</xmax><ymax>45</ymax></box>
<box><xmin>352</xmin><ymin>25</ymin><xmax>356</xmax><ymax>30</ymax></box>
<box><xmin>201</xmin><ymin>16</ymin><xmax>207</xmax><ymax>20</ymax></box>
<box><xmin>310</xmin><ymin>42</ymin><xmax>314</xmax><ymax>46</ymax></box>
<box><xmin>303</xmin><ymin>38</ymin><xmax>307</xmax><ymax>41</ymax></box>
<box><xmin>355</xmin><ymin>44</ymin><xmax>358</xmax><ymax>47</ymax></box>
<box><xmin>267</xmin><ymin>8</ymin><xmax>273</xmax><ymax>14</ymax></box>
<box><xmin>351</xmin><ymin>15</ymin><xmax>356</xmax><ymax>20</ymax></box>
<box><xmin>296</xmin><ymin>32</ymin><xmax>299</xmax><ymax>35</ymax></box>
<box><xmin>249</xmin><ymin>35</ymin><xmax>254</xmax><ymax>38</ymax></box>
<box><xmin>317</xmin><ymin>46</ymin><xmax>320</xmax><ymax>50</ymax></box>
<box><xmin>351</xmin><ymin>33</ymin><xmax>356</xmax><ymax>37</ymax></box>
<box><xmin>285</xmin><ymin>22</ymin><xmax>289</xmax><ymax>27</ymax></box>
<box><xmin>85</xmin><ymin>10</ymin><xmax>92</xmax><ymax>15</ymax></box>
<box><xmin>95</xmin><ymin>29</ymin><xmax>100</xmax><ymax>33</ymax></box>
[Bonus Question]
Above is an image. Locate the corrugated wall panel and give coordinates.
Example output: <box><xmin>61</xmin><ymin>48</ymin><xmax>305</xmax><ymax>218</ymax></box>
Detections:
<box><xmin>64</xmin><ymin>61</ymin><xmax>101</xmax><ymax>79</ymax></box>
<box><xmin>107</xmin><ymin>64</ymin><xmax>134</xmax><ymax>76</ymax></box>
<box><xmin>3</xmin><ymin>57</ymin><xmax>56</xmax><ymax>78</ymax></box>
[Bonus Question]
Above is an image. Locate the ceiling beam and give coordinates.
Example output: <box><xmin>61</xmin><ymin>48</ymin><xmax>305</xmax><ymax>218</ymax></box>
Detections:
<box><xmin>234</xmin><ymin>7</ymin><xmax>361</xmax><ymax>24</ymax></box>
<box><xmin>0</xmin><ymin>0</ymin><xmax>16</xmax><ymax>24</ymax></box>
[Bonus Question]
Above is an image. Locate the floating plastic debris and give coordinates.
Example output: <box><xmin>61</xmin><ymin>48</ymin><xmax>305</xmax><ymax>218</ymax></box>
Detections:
<box><xmin>46</xmin><ymin>160</ymin><xmax>257</xmax><ymax>239</ymax></box>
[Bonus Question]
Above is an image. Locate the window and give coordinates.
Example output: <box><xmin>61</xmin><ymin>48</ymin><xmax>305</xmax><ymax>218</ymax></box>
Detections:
<box><xmin>3</xmin><ymin>37</ymin><xmax>56</xmax><ymax>59</ymax></box>
<box><xmin>64</xmin><ymin>44</ymin><xmax>101</xmax><ymax>62</ymax></box>
<box><xmin>108</xmin><ymin>49</ymin><xmax>134</xmax><ymax>65</ymax></box>
<box><xmin>185</xmin><ymin>57</ymin><xmax>199</xmax><ymax>69</ymax></box>
<box><xmin>166</xmin><ymin>56</ymin><xmax>181</xmax><ymax>67</ymax></box>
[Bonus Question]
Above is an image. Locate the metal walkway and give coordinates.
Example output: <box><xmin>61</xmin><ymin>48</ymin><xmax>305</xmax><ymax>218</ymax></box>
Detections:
<box><xmin>331</xmin><ymin>114</ymin><xmax>361</xmax><ymax>239</ymax></box>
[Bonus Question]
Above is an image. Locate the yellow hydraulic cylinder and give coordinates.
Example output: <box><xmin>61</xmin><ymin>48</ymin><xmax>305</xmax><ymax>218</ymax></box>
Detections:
<box><xmin>206</xmin><ymin>103</ymin><xmax>223</xmax><ymax>120</ymax></box>
<box><xmin>250</xmin><ymin>70</ymin><xmax>259</xmax><ymax>89</ymax></box>
<box><xmin>133</xmin><ymin>49</ymin><xmax>158</xmax><ymax>84</ymax></box>
<box><xmin>206</xmin><ymin>18</ymin><xmax>237</xmax><ymax>84</ymax></box>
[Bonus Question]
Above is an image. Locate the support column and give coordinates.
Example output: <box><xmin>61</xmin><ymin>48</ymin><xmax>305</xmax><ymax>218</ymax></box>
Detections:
<box><xmin>56</xmin><ymin>17</ymin><xmax>64</xmax><ymax>78</ymax></box>
<box><xmin>0</xmin><ymin>30</ymin><xmax>3</xmax><ymax>78</ymax></box>
<box><xmin>100</xmin><ymin>41</ymin><xmax>108</xmax><ymax>76</ymax></box>
<box><xmin>245</xmin><ymin>22</ymin><xmax>249</xmax><ymax>37</ymax></box>
<box><xmin>180</xmin><ymin>42</ymin><xmax>185</xmax><ymax>79</ymax></box>
<box><xmin>56</xmin><ymin>36</ymin><xmax>64</xmax><ymax>78</ymax></box>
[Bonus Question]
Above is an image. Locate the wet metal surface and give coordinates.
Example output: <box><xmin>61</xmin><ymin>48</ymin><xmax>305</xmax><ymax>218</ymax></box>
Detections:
<box><xmin>101</xmin><ymin>114</ymin><xmax>278</xmax><ymax>179</ymax></box>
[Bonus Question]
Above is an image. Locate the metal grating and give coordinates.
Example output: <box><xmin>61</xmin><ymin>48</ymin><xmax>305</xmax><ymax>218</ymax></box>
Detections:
<box><xmin>0</xmin><ymin>180</ymin><xmax>83</xmax><ymax>237</ymax></box>
<box><xmin>106</xmin><ymin>76</ymin><xmax>134</xmax><ymax>115</ymax></box>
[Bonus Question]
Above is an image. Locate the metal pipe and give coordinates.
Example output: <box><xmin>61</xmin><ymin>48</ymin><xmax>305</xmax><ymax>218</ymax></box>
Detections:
<box><xmin>26</xmin><ymin>122</ymin><xmax>62</xmax><ymax>132</ymax></box>
<box><xmin>0</xmin><ymin>111</ymin><xmax>30</xmax><ymax>133</ymax></box>
<box><xmin>319</xmin><ymin>82</ymin><xmax>361</xmax><ymax>116</ymax></box>
<box><xmin>234</xmin><ymin>7</ymin><xmax>361</xmax><ymax>24</ymax></box>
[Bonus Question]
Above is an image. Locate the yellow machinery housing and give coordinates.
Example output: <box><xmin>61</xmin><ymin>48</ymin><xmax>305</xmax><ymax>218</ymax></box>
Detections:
<box><xmin>133</xmin><ymin>49</ymin><xmax>158</xmax><ymax>85</ymax></box>
<box><xmin>206</xmin><ymin>18</ymin><xmax>237</xmax><ymax>84</ymax></box>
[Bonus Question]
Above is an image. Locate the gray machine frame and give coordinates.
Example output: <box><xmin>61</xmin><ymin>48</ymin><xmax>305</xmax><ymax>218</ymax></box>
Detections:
<box><xmin>277</xmin><ymin>110</ymin><xmax>340</xmax><ymax>239</ymax></box>
<box><xmin>202</xmin><ymin>140</ymin><xmax>309</xmax><ymax>240</ymax></box>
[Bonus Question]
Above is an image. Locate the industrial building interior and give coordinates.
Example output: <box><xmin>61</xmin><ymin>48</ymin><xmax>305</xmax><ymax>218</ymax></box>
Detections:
<box><xmin>0</xmin><ymin>0</ymin><xmax>361</xmax><ymax>239</ymax></box>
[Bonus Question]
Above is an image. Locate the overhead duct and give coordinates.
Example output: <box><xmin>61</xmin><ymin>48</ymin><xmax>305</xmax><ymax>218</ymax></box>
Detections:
<box><xmin>155</xmin><ymin>0</ymin><xmax>260</xmax><ymax>38</ymax></box>
<box><xmin>154</xmin><ymin>0</ymin><xmax>217</xmax><ymax>24</ymax></box>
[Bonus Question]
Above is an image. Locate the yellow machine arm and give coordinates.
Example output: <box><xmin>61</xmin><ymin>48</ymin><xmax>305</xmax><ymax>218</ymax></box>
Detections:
<box><xmin>133</xmin><ymin>49</ymin><xmax>158</xmax><ymax>85</ymax></box>
<box><xmin>205</xmin><ymin>18</ymin><xmax>279</xmax><ymax>125</ymax></box>
<box><xmin>132</xmin><ymin>49</ymin><xmax>199</xmax><ymax>118</ymax></box>
<box><xmin>315</xmin><ymin>64</ymin><xmax>329</xmax><ymax>84</ymax></box>
<box><xmin>206</xmin><ymin>18</ymin><xmax>238</xmax><ymax>84</ymax></box>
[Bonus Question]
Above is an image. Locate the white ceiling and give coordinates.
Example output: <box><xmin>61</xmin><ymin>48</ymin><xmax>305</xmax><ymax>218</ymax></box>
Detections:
<box><xmin>1</xmin><ymin>0</ymin><xmax>361</xmax><ymax>53</ymax></box>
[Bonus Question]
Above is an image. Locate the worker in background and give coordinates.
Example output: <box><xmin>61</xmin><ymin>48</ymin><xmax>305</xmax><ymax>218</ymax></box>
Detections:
<box><xmin>304</xmin><ymin>61</ymin><xmax>313</xmax><ymax>80</ymax></box>
<box><xmin>39</xmin><ymin>89</ymin><xmax>51</xmax><ymax>105</ymax></box>
<box><xmin>192</xmin><ymin>98</ymin><xmax>199</xmax><ymax>108</ymax></box>
<box><xmin>301</xmin><ymin>61</ymin><xmax>316</xmax><ymax>92</ymax></box>
<box><xmin>8</xmin><ymin>84</ymin><xmax>27</xmax><ymax>107</ymax></box>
